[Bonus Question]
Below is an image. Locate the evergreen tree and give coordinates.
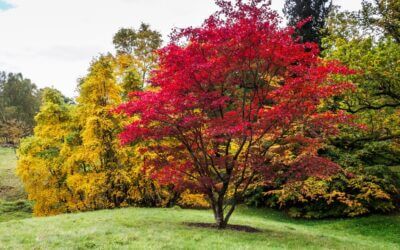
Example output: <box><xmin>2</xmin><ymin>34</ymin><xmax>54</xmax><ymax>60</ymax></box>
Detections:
<box><xmin>283</xmin><ymin>0</ymin><xmax>332</xmax><ymax>48</ymax></box>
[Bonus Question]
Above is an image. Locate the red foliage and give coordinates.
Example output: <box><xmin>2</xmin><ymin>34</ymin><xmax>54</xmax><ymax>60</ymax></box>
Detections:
<box><xmin>117</xmin><ymin>0</ymin><xmax>354</xmax><ymax>227</ymax></box>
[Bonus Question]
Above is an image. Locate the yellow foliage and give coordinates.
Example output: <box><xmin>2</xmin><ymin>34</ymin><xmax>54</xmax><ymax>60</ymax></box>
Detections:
<box><xmin>17</xmin><ymin>88</ymin><xmax>71</xmax><ymax>216</ymax></box>
<box><xmin>17</xmin><ymin>57</ymin><xmax>176</xmax><ymax>216</ymax></box>
<box><xmin>266</xmin><ymin>174</ymin><xmax>397</xmax><ymax>218</ymax></box>
<box><xmin>177</xmin><ymin>191</ymin><xmax>210</xmax><ymax>209</ymax></box>
<box><xmin>17</xmin><ymin>55</ymin><xmax>205</xmax><ymax>216</ymax></box>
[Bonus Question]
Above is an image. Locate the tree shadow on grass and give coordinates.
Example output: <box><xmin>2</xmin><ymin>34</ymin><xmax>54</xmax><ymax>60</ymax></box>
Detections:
<box><xmin>184</xmin><ymin>222</ymin><xmax>262</xmax><ymax>233</ymax></box>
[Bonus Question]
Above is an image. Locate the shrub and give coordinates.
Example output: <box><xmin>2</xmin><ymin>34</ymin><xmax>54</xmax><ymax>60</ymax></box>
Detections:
<box><xmin>262</xmin><ymin>173</ymin><xmax>399</xmax><ymax>218</ymax></box>
<box><xmin>177</xmin><ymin>191</ymin><xmax>210</xmax><ymax>209</ymax></box>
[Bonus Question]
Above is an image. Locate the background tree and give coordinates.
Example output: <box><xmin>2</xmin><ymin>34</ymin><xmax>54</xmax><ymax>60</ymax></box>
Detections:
<box><xmin>118</xmin><ymin>0</ymin><xmax>353</xmax><ymax>228</ymax></box>
<box><xmin>323</xmin><ymin>5</ymin><xmax>400</xmax><ymax>175</ymax></box>
<box><xmin>252</xmin><ymin>3</ymin><xmax>400</xmax><ymax>219</ymax></box>
<box><xmin>0</xmin><ymin>72</ymin><xmax>41</xmax><ymax>145</ymax></box>
<box><xmin>361</xmin><ymin>0</ymin><xmax>400</xmax><ymax>42</ymax></box>
<box><xmin>113</xmin><ymin>23</ymin><xmax>162</xmax><ymax>86</ymax></box>
<box><xmin>283</xmin><ymin>0</ymin><xmax>333</xmax><ymax>48</ymax></box>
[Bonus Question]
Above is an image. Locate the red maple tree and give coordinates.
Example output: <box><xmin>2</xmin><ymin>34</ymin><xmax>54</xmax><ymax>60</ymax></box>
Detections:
<box><xmin>118</xmin><ymin>0</ymin><xmax>354</xmax><ymax>228</ymax></box>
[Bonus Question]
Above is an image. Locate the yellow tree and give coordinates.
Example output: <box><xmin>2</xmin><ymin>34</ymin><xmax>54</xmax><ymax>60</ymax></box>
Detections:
<box><xmin>61</xmin><ymin>55</ymin><xmax>168</xmax><ymax>211</ymax></box>
<box><xmin>18</xmin><ymin>51</ymin><xmax>208</xmax><ymax>216</ymax></box>
<box><xmin>17</xmin><ymin>88</ymin><xmax>71</xmax><ymax>215</ymax></box>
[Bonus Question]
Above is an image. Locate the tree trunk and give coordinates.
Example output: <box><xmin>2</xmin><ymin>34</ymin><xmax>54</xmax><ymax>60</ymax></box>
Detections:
<box><xmin>213</xmin><ymin>201</ymin><xmax>227</xmax><ymax>229</ymax></box>
<box><xmin>211</xmin><ymin>197</ymin><xmax>234</xmax><ymax>229</ymax></box>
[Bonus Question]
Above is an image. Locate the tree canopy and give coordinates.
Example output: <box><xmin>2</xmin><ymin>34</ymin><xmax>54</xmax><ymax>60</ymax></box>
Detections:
<box><xmin>113</xmin><ymin>23</ymin><xmax>162</xmax><ymax>86</ymax></box>
<box><xmin>118</xmin><ymin>0</ymin><xmax>354</xmax><ymax>228</ymax></box>
<box><xmin>0</xmin><ymin>72</ymin><xmax>41</xmax><ymax>145</ymax></box>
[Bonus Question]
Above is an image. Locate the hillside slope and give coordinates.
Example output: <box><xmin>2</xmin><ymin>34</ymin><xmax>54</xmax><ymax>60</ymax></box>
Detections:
<box><xmin>0</xmin><ymin>207</ymin><xmax>399</xmax><ymax>249</ymax></box>
<box><xmin>0</xmin><ymin>147</ymin><xmax>32</xmax><ymax>223</ymax></box>
<box><xmin>0</xmin><ymin>147</ymin><xmax>25</xmax><ymax>201</ymax></box>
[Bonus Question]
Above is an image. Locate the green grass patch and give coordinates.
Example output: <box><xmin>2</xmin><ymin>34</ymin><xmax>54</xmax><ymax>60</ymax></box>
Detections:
<box><xmin>0</xmin><ymin>199</ymin><xmax>32</xmax><ymax>223</ymax></box>
<box><xmin>0</xmin><ymin>206</ymin><xmax>398</xmax><ymax>249</ymax></box>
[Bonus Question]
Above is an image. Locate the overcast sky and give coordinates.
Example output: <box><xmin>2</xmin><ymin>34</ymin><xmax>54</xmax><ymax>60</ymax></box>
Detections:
<box><xmin>0</xmin><ymin>0</ymin><xmax>362</xmax><ymax>97</ymax></box>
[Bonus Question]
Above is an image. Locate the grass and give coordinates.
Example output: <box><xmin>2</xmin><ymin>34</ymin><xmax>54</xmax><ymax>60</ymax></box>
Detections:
<box><xmin>0</xmin><ymin>200</ymin><xmax>32</xmax><ymax>223</ymax></box>
<box><xmin>0</xmin><ymin>206</ymin><xmax>399</xmax><ymax>249</ymax></box>
<box><xmin>0</xmin><ymin>147</ymin><xmax>399</xmax><ymax>249</ymax></box>
<box><xmin>0</xmin><ymin>147</ymin><xmax>32</xmax><ymax>223</ymax></box>
<box><xmin>0</xmin><ymin>147</ymin><xmax>25</xmax><ymax>201</ymax></box>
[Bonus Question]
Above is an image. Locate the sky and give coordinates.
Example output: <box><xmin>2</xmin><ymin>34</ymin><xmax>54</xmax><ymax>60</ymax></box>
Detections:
<box><xmin>0</xmin><ymin>0</ymin><xmax>362</xmax><ymax>98</ymax></box>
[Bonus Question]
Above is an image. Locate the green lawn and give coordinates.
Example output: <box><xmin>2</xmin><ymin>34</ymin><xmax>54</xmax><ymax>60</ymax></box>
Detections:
<box><xmin>0</xmin><ymin>206</ymin><xmax>399</xmax><ymax>249</ymax></box>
